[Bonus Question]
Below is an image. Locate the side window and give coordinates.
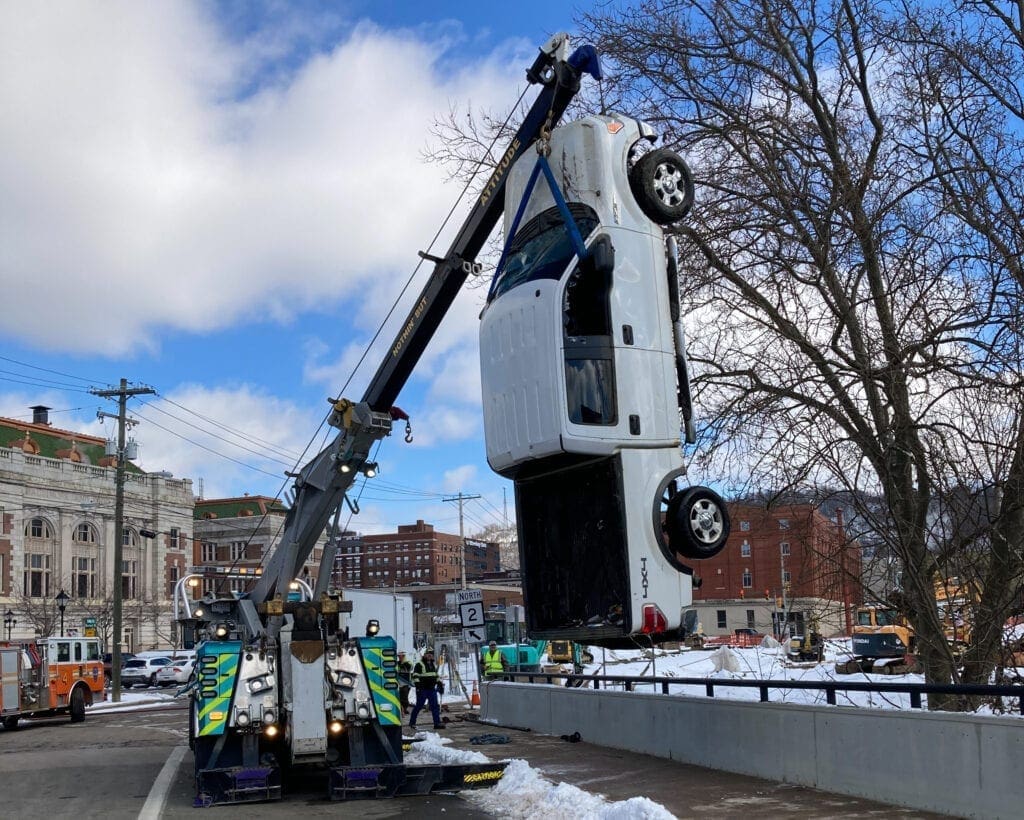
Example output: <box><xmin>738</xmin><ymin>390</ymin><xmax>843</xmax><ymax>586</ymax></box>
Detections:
<box><xmin>564</xmin><ymin>234</ymin><xmax>616</xmax><ymax>426</ymax></box>
<box><xmin>74</xmin><ymin>641</ymin><xmax>83</xmax><ymax>662</ymax></box>
<box><xmin>57</xmin><ymin>641</ymin><xmax>71</xmax><ymax>662</ymax></box>
<box><xmin>85</xmin><ymin>641</ymin><xmax>100</xmax><ymax>661</ymax></box>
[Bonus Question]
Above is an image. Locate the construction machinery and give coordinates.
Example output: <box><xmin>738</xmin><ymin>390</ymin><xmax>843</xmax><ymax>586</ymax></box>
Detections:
<box><xmin>178</xmin><ymin>30</ymin><xmax>729</xmax><ymax>805</ymax></box>
<box><xmin>546</xmin><ymin>640</ymin><xmax>595</xmax><ymax>673</ymax></box>
<box><xmin>835</xmin><ymin>606</ymin><xmax>918</xmax><ymax>675</ymax></box>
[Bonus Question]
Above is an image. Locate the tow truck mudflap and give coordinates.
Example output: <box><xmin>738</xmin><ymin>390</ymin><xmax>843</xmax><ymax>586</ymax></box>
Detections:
<box><xmin>194</xmin><ymin>766</ymin><xmax>282</xmax><ymax>807</ymax></box>
<box><xmin>328</xmin><ymin>761</ymin><xmax>508</xmax><ymax>800</ymax></box>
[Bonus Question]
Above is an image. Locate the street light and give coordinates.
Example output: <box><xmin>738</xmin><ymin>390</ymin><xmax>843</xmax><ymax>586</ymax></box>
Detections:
<box><xmin>55</xmin><ymin>589</ymin><xmax>70</xmax><ymax>637</ymax></box>
<box><xmin>3</xmin><ymin>609</ymin><xmax>15</xmax><ymax>641</ymax></box>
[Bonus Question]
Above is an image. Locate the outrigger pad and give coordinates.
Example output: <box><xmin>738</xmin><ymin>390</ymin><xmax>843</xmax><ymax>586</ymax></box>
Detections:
<box><xmin>328</xmin><ymin>762</ymin><xmax>508</xmax><ymax>800</ymax></box>
<box><xmin>195</xmin><ymin>766</ymin><xmax>282</xmax><ymax>806</ymax></box>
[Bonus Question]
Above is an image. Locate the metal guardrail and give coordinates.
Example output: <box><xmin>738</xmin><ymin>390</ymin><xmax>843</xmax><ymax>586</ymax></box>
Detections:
<box><xmin>501</xmin><ymin>671</ymin><xmax>1024</xmax><ymax>714</ymax></box>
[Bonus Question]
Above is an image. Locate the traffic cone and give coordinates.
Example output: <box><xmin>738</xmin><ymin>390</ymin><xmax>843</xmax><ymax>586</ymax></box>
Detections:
<box><xmin>471</xmin><ymin>680</ymin><xmax>481</xmax><ymax>708</ymax></box>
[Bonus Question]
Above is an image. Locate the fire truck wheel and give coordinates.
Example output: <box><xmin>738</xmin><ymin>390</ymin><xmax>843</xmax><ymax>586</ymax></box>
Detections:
<box><xmin>628</xmin><ymin>147</ymin><xmax>695</xmax><ymax>225</ymax></box>
<box><xmin>70</xmin><ymin>686</ymin><xmax>86</xmax><ymax>722</ymax></box>
<box><xmin>3</xmin><ymin>716</ymin><xmax>19</xmax><ymax>730</ymax></box>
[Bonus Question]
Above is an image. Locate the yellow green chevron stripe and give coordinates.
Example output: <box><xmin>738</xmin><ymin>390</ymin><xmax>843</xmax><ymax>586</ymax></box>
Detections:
<box><xmin>359</xmin><ymin>637</ymin><xmax>400</xmax><ymax>726</ymax></box>
<box><xmin>196</xmin><ymin>641</ymin><xmax>241</xmax><ymax>737</ymax></box>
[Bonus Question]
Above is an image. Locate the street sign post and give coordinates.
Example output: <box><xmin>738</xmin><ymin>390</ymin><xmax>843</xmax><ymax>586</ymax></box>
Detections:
<box><xmin>457</xmin><ymin>589</ymin><xmax>485</xmax><ymax>643</ymax></box>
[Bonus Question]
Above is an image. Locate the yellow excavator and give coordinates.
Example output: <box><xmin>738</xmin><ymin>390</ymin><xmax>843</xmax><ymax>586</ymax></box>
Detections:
<box><xmin>835</xmin><ymin>606</ymin><xmax>918</xmax><ymax>675</ymax></box>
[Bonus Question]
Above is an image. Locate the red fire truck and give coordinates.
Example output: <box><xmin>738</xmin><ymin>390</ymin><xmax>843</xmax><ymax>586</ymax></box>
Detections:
<box><xmin>0</xmin><ymin>636</ymin><xmax>106</xmax><ymax>728</ymax></box>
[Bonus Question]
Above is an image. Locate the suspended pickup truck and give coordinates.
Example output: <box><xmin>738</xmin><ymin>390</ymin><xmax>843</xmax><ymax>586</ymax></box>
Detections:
<box><xmin>480</xmin><ymin>111</ymin><xmax>731</xmax><ymax>645</ymax></box>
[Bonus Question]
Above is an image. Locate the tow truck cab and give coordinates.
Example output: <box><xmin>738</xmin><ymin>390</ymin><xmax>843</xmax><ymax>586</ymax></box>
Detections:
<box><xmin>480</xmin><ymin>114</ymin><xmax>730</xmax><ymax>645</ymax></box>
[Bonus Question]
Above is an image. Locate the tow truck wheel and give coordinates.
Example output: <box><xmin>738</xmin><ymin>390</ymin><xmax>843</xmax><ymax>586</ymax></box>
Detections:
<box><xmin>628</xmin><ymin>148</ymin><xmax>695</xmax><ymax>225</ymax></box>
<box><xmin>70</xmin><ymin>685</ymin><xmax>86</xmax><ymax>722</ymax></box>
<box><xmin>666</xmin><ymin>486</ymin><xmax>730</xmax><ymax>559</ymax></box>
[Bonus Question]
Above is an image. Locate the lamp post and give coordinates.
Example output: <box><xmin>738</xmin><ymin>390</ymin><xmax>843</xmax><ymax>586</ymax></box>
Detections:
<box><xmin>3</xmin><ymin>609</ymin><xmax>15</xmax><ymax>641</ymax></box>
<box><xmin>55</xmin><ymin>589</ymin><xmax>70</xmax><ymax>637</ymax></box>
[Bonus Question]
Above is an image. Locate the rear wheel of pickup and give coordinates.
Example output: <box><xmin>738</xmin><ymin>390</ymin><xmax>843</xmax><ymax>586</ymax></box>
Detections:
<box><xmin>629</xmin><ymin>148</ymin><xmax>695</xmax><ymax>225</ymax></box>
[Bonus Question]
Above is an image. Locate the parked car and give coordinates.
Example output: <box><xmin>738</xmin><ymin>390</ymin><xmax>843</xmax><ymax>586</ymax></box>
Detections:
<box><xmin>154</xmin><ymin>657</ymin><xmax>195</xmax><ymax>687</ymax></box>
<box><xmin>102</xmin><ymin>652</ymin><xmax>135</xmax><ymax>679</ymax></box>
<box><xmin>120</xmin><ymin>656</ymin><xmax>172</xmax><ymax>688</ymax></box>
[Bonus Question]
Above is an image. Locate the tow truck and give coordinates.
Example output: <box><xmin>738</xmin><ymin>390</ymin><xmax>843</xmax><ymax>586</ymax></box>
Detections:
<box><xmin>178</xmin><ymin>32</ymin><xmax>729</xmax><ymax>806</ymax></box>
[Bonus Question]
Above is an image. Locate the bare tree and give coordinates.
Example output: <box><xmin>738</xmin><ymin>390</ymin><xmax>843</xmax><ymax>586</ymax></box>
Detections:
<box><xmin>423</xmin><ymin>0</ymin><xmax>1023</xmax><ymax>701</ymax></box>
<box><xmin>571</xmin><ymin>0</ymin><xmax>1023</xmax><ymax>699</ymax></box>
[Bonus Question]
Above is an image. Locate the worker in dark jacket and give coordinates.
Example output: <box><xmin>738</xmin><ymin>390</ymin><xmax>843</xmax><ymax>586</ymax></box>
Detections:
<box><xmin>408</xmin><ymin>649</ymin><xmax>444</xmax><ymax>730</ymax></box>
<box><xmin>397</xmin><ymin>652</ymin><xmax>412</xmax><ymax>715</ymax></box>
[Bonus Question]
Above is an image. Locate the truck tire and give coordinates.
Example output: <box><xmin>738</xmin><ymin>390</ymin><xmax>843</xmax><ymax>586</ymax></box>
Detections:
<box><xmin>3</xmin><ymin>716</ymin><xmax>19</xmax><ymax>730</ymax></box>
<box><xmin>70</xmin><ymin>685</ymin><xmax>86</xmax><ymax>722</ymax></box>
<box><xmin>628</xmin><ymin>148</ymin><xmax>695</xmax><ymax>225</ymax></box>
<box><xmin>666</xmin><ymin>486</ymin><xmax>730</xmax><ymax>559</ymax></box>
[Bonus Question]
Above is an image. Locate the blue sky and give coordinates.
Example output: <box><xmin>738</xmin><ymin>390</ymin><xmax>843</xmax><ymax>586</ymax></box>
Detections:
<box><xmin>0</xmin><ymin>1</ymin><xmax>588</xmax><ymax>536</ymax></box>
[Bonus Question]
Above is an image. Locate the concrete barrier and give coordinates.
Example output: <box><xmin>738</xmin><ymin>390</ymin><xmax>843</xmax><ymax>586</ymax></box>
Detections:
<box><xmin>481</xmin><ymin>681</ymin><xmax>1022</xmax><ymax>819</ymax></box>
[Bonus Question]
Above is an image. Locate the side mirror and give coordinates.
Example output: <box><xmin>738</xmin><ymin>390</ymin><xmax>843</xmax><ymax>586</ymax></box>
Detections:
<box><xmin>587</xmin><ymin>234</ymin><xmax>615</xmax><ymax>276</ymax></box>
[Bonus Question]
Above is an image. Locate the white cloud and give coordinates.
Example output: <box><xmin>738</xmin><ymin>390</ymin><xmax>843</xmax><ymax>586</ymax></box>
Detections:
<box><xmin>129</xmin><ymin>383</ymin><xmax>317</xmax><ymax>500</ymax></box>
<box><xmin>0</xmin><ymin>4</ymin><xmax>523</xmax><ymax>356</ymax></box>
<box><xmin>442</xmin><ymin>463</ymin><xmax>478</xmax><ymax>494</ymax></box>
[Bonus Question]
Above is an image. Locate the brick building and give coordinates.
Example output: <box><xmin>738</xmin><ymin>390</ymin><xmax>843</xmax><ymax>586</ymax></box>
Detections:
<box><xmin>333</xmin><ymin>520</ymin><xmax>500</xmax><ymax>591</ymax></box>
<box><xmin>689</xmin><ymin>503</ymin><xmax>862</xmax><ymax>638</ymax></box>
<box><xmin>191</xmin><ymin>496</ymin><xmax>325</xmax><ymax>595</ymax></box>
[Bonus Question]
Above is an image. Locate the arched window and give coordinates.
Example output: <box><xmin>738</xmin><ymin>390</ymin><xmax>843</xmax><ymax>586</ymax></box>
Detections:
<box><xmin>122</xmin><ymin>527</ymin><xmax>138</xmax><ymax>547</ymax></box>
<box><xmin>25</xmin><ymin>517</ymin><xmax>54</xmax><ymax>540</ymax></box>
<box><xmin>74</xmin><ymin>522</ymin><xmax>98</xmax><ymax>544</ymax></box>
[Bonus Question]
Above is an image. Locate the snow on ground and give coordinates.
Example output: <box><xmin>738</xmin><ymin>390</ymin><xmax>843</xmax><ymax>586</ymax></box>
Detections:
<box><xmin>439</xmin><ymin>640</ymin><xmax>1024</xmax><ymax>717</ymax></box>
<box><xmin>90</xmin><ymin>687</ymin><xmax>179</xmax><ymax>713</ymax></box>
<box><xmin>407</xmin><ymin>732</ymin><xmax>675</xmax><ymax>820</ymax></box>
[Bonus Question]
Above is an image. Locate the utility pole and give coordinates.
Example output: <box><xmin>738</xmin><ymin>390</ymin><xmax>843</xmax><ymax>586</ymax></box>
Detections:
<box><xmin>92</xmin><ymin>379</ymin><xmax>155</xmax><ymax>702</ymax></box>
<box><xmin>443</xmin><ymin>492</ymin><xmax>480</xmax><ymax>589</ymax></box>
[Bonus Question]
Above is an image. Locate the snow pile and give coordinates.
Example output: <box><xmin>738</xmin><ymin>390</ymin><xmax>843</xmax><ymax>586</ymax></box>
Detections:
<box><xmin>408</xmin><ymin>733</ymin><xmax>676</xmax><ymax>819</ymax></box>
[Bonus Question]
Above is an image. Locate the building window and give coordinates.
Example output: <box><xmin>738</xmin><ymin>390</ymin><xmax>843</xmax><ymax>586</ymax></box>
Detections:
<box><xmin>169</xmin><ymin>527</ymin><xmax>180</xmax><ymax>549</ymax></box>
<box><xmin>783</xmin><ymin>569</ymin><xmax>792</xmax><ymax>584</ymax></box>
<box><xmin>779</xmin><ymin>519</ymin><xmax>790</xmax><ymax>530</ymax></box>
<box><xmin>746</xmin><ymin>609</ymin><xmax>755</xmax><ymax>629</ymax></box>
<box><xmin>740</xmin><ymin>520</ymin><xmax>751</xmax><ymax>532</ymax></box>
<box><xmin>24</xmin><ymin>553</ymin><xmax>51</xmax><ymax>598</ymax></box>
<box><xmin>201</xmin><ymin>542</ymin><xmax>216</xmax><ymax>563</ymax></box>
<box><xmin>780</xmin><ymin>541</ymin><xmax>790</xmax><ymax>556</ymax></box>
<box><xmin>122</xmin><ymin>527</ymin><xmax>138</xmax><ymax>547</ymax></box>
<box><xmin>716</xmin><ymin>609</ymin><xmax>727</xmax><ymax>629</ymax></box>
<box><xmin>28</xmin><ymin>517</ymin><xmax>54</xmax><ymax>539</ymax></box>
<box><xmin>740</xmin><ymin>540</ymin><xmax>751</xmax><ymax>557</ymax></box>
<box><xmin>168</xmin><ymin>563</ymin><xmax>180</xmax><ymax>598</ymax></box>
<box><xmin>229</xmin><ymin>542</ymin><xmax>246</xmax><ymax>561</ymax></box>
<box><xmin>122</xmin><ymin>560</ymin><xmax>138</xmax><ymax>599</ymax></box>
<box><xmin>742</xmin><ymin>569</ymin><xmax>753</xmax><ymax>588</ymax></box>
<box><xmin>73</xmin><ymin>556</ymin><xmax>96</xmax><ymax>598</ymax></box>
<box><xmin>74</xmin><ymin>522</ymin><xmax>97</xmax><ymax>543</ymax></box>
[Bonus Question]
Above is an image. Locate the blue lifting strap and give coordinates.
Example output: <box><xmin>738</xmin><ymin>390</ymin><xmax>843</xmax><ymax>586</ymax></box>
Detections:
<box><xmin>488</xmin><ymin>152</ymin><xmax>590</xmax><ymax>301</ymax></box>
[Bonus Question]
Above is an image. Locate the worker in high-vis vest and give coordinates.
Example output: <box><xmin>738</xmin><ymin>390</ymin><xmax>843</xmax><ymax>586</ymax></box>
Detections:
<box><xmin>482</xmin><ymin>641</ymin><xmax>508</xmax><ymax>679</ymax></box>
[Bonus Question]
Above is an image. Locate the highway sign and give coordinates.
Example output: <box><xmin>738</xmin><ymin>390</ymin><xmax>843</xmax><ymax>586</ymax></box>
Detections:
<box><xmin>457</xmin><ymin>589</ymin><xmax>485</xmax><ymax>643</ymax></box>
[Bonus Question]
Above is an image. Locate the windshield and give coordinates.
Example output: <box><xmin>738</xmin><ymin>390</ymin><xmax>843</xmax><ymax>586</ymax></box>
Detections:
<box><xmin>489</xmin><ymin>204</ymin><xmax>599</xmax><ymax>302</ymax></box>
